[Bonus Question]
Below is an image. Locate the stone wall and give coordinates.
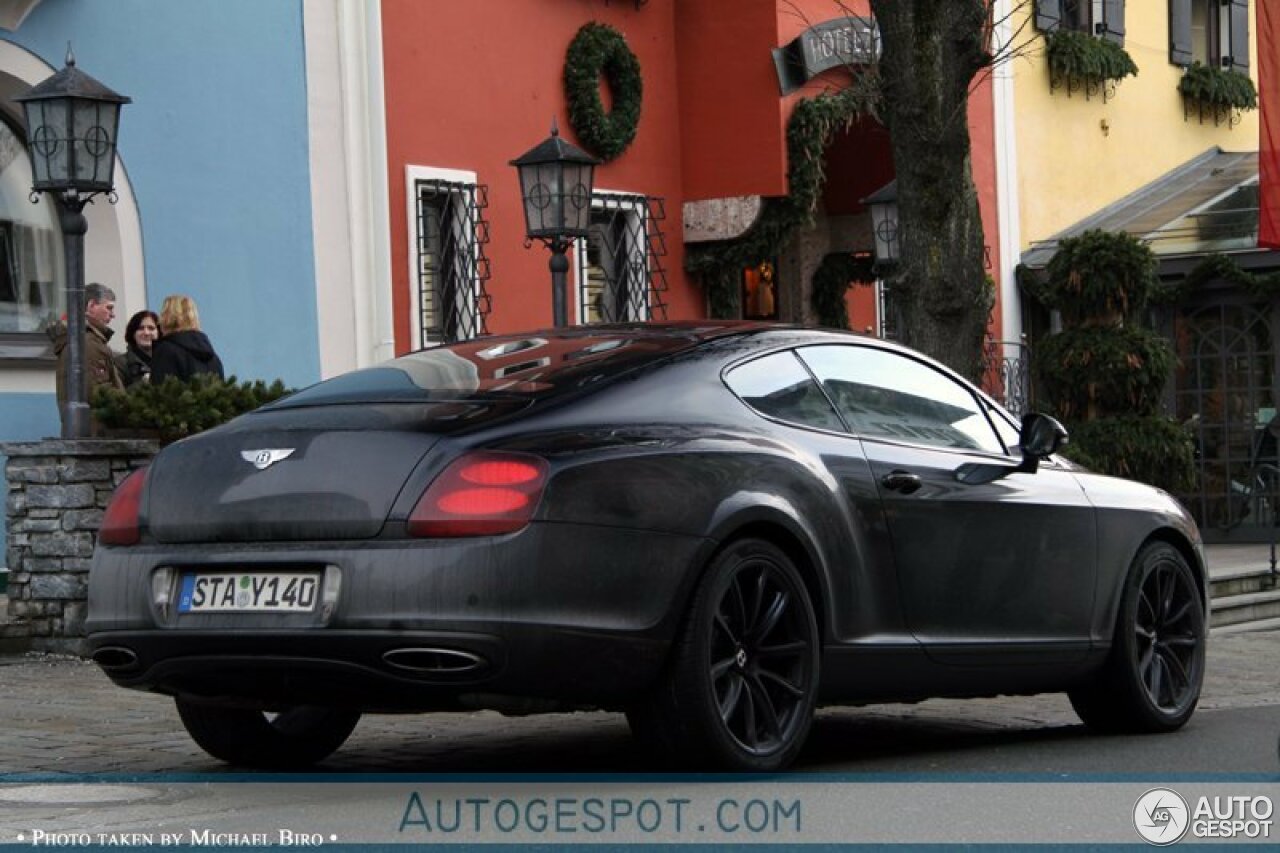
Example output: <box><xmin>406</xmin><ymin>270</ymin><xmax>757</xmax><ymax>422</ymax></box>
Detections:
<box><xmin>2</xmin><ymin>439</ymin><xmax>158</xmax><ymax>654</ymax></box>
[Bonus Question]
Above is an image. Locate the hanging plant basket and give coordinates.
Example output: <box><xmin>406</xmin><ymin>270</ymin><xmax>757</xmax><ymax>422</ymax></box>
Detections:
<box><xmin>1045</xmin><ymin>29</ymin><xmax>1137</xmax><ymax>101</ymax></box>
<box><xmin>1178</xmin><ymin>62</ymin><xmax>1257</xmax><ymax>126</ymax></box>
<box><xmin>563</xmin><ymin>22</ymin><xmax>643</xmax><ymax>161</ymax></box>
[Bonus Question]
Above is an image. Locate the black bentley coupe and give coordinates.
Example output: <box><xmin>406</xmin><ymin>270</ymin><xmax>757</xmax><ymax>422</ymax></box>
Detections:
<box><xmin>86</xmin><ymin>322</ymin><xmax>1207</xmax><ymax>771</ymax></box>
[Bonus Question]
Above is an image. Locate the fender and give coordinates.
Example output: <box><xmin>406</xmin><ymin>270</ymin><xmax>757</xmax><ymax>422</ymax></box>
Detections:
<box><xmin>687</xmin><ymin>492</ymin><xmax>837</xmax><ymax>640</ymax></box>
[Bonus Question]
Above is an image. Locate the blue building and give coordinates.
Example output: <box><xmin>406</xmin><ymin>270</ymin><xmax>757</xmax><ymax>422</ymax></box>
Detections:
<box><xmin>0</xmin><ymin>0</ymin><xmax>396</xmax><ymax>565</ymax></box>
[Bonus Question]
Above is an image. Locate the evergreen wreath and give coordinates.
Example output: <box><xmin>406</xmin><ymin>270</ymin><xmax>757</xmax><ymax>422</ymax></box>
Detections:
<box><xmin>564</xmin><ymin>22</ymin><xmax>643</xmax><ymax>161</ymax></box>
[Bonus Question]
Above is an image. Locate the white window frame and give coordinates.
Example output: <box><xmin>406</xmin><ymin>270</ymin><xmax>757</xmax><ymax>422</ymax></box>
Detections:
<box><xmin>404</xmin><ymin>165</ymin><xmax>484</xmax><ymax>348</ymax></box>
<box><xmin>573</xmin><ymin>189</ymin><xmax>651</xmax><ymax>325</ymax></box>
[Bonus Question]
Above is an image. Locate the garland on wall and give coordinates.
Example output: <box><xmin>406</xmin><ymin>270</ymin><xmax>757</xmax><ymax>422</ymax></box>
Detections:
<box><xmin>686</xmin><ymin>87</ymin><xmax>872</xmax><ymax>318</ymax></box>
<box><xmin>564</xmin><ymin>22</ymin><xmax>643</xmax><ymax>161</ymax></box>
<box><xmin>810</xmin><ymin>252</ymin><xmax>876</xmax><ymax>329</ymax></box>
<box><xmin>1150</xmin><ymin>252</ymin><xmax>1280</xmax><ymax>305</ymax></box>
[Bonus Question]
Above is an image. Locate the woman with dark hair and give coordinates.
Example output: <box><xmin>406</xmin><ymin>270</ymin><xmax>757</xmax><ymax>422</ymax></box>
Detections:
<box><xmin>115</xmin><ymin>309</ymin><xmax>160</xmax><ymax>387</ymax></box>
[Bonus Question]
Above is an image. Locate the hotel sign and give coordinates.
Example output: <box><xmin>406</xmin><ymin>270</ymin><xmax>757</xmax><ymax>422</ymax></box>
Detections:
<box><xmin>772</xmin><ymin>17</ymin><xmax>880</xmax><ymax>95</ymax></box>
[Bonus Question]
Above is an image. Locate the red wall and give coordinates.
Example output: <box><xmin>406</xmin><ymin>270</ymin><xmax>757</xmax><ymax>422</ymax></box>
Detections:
<box><xmin>381</xmin><ymin>0</ymin><xmax>1002</xmax><ymax>348</ymax></box>
<box><xmin>969</xmin><ymin>63</ymin><xmax>1001</xmax><ymax>338</ymax></box>
<box><xmin>381</xmin><ymin>0</ymin><xmax>696</xmax><ymax>352</ymax></box>
<box><xmin>675</xmin><ymin>0</ymin><xmax>787</xmax><ymax>200</ymax></box>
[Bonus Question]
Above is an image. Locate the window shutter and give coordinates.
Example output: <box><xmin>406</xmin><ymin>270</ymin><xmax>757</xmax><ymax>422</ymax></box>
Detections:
<box><xmin>1225</xmin><ymin>0</ymin><xmax>1250</xmax><ymax>73</ymax></box>
<box><xmin>1035</xmin><ymin>0</ymin><xmax>1063</xmax><ymax>32</ymax></box>
<box><xmin>1101</xmin><ymin>0</ymin><xmax>1126</xmax><ymax>45</ymax></box>
<box><xmin>1168</xmin><ymin>0</ymin><xmax>1193</xmax><ymax>65</ymax></box>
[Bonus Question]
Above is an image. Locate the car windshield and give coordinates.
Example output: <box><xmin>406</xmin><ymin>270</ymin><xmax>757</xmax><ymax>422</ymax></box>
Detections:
<box><xmin>270</xmin><ymin>330</ymin><xmax>702</xmax><ymax>408</ymax></box>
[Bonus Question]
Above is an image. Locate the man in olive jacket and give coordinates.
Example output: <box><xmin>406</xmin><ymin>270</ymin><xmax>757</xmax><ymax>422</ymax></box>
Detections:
<box><xmin>48</xmin><ymin>282</ymin><xmax>125</xmax><ymax>434</ymax></box>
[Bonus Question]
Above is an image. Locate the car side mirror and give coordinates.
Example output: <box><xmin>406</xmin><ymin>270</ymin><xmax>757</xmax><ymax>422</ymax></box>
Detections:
<box><xmin>1016</xmin><ymin>413</ymin><xmax>1069</xmax><ymax>473</ymax></box>
<box><xmin>953</xmin><ymin>413</ymin><xmax>1069</xmax><ymax>485</ymax></box>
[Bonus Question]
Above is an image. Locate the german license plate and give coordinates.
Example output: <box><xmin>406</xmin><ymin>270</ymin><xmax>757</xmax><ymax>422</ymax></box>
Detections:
<box><xmin>178</xmin><ymin>572</ymin><xmax>320</xmax><ymax>613</ymax></box>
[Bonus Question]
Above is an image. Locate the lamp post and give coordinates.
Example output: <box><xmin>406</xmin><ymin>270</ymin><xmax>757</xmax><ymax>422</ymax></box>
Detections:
<box><xmin>15</xmin><ymin>48</ymin><xmax>130</xmax><ymax>439</ymax></box>
<box><xmin>511</xmin><ymin>120</ymin><xmax>598</xmax><ymax>328</ymax></box>
<box><xmin>862</xmin><ymin>179</ymin><xmax>900</xmax><ymax>265</ymax></box>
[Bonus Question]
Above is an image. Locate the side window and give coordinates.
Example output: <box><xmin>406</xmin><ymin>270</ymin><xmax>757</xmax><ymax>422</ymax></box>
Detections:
<box><xmin>724</xmin><ymin>352</ymin><xmax>845</xmax><ymax>433</ymax></box>
<box><xmin>797</xmin><ymin>344</ymin><xmax>1006</xmax><ymax>454</ymax></box>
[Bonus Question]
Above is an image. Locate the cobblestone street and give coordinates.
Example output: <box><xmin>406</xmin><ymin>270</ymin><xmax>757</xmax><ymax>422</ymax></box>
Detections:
<box><xmin>1</xmin><ymin>631</ymin><xmax>1277</xmax><ymax>775</ymax></box>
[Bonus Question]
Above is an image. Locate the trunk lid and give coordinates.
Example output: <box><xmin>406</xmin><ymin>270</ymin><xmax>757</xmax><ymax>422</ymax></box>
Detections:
<box><xmin>144</xmin><ymin>401</ymin><xmax>521</xmax><ymax>543</ymax></box>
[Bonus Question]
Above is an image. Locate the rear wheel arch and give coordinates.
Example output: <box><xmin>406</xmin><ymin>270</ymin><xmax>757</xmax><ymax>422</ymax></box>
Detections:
<box><xmin>702</xmin><ymin>519</ymin><xmax>829</xmax><ymax>642</ymax></box>
<box><xmin>628</xmin><ymin>532</ymin><xmax>822</xmax><ymax>769</ymax></box>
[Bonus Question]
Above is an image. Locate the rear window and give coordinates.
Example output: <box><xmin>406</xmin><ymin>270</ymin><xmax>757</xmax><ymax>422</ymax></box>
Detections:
<box><xmin>271</xmin><ymin>331</ymin><xmax>699</xmax><ymax>408</ymax></box>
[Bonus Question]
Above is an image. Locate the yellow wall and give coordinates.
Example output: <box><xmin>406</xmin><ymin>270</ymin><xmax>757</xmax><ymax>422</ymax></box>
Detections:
<box><xmin>1012</xmin><ymin>1</ymin><xmax>1260</xmax><ymax>248</ymax></box>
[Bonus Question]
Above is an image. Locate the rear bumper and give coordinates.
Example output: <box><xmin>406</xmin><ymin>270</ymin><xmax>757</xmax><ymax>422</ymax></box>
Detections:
<box><xmin>85</xmin><ymin>522</ymin><xmax>709</xmax><ymax>711</ymax></box>
<box><xmin>86</xmin><ymin>625</ymin><xmax>669</xmax><ymax>711</ymax></box>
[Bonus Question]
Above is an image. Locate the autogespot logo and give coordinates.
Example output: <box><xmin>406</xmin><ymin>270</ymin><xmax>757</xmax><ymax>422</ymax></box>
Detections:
<box><xmin>1134</xmin><ymin>788</ymin><xmax>1191</xmax><ymax>845</ymax></box>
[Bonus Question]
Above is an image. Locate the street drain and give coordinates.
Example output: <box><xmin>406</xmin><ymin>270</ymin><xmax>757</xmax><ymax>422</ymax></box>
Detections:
<box><xmin>0</xmin><ymin>785</ymin><xmax>161</xmax><ymax>805</ymax></box>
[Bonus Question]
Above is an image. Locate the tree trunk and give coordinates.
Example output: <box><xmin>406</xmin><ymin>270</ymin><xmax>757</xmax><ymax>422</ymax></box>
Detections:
<box><xmin>869</xmin><ymin>0</ymin><xmax>992</xmax><ymax>382</ymax></box>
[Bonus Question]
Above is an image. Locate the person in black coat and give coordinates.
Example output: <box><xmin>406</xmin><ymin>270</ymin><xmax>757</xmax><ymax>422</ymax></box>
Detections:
<box><xmin>115</xmin><ymin>309</ymin><xmax>160</xmax><ymax>387</ymax></box>
<box><xmin>151</xmin><ymin>294</ymin><xmax>225</xmax><ymax>383</ymax></box>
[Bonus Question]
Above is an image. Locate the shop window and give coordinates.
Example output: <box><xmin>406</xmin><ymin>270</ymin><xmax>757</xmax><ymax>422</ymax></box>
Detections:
<box><xmin>577</xmin><ymin>192</ymin><xmax>667</xmax><ymax>324</ymax></box>
<box><xmin>1036</xmin><ymin>0</ymin><xmax>1126</xmax><ymax>44</ymax></box>
<box><xmin>742</xmin><ymin>261</ymin><xmax>778</xmax><ymax>321</ymax></box>
<box><xmin>1170</xmin><ymin>0</ymin><xmax>1249</xmax><ymax>72</ymax></box>
<box><xmin>411</xmin><ymin>172</ymin><xmax>491</xmax><ymax>347</ymax></box>
<box><xmin>0</xmin><ymin>116</ymin><xmax>65</xmax><ymax>363</ymax></box>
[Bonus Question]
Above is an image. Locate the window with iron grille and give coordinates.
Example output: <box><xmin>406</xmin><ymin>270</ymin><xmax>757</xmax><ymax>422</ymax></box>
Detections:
<box><xmin>577</xmin><ymin>193</ymin><xmax>668</xmax><ymax>324</ymax></box>
<box><xmin>413</xmin><ymin>177</ymin><xmax>491</xmax><ymax>347</ymax></box>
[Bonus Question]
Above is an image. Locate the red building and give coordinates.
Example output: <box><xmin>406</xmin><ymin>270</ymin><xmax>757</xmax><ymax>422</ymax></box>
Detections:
<box><xmin>379</xmin><ymin>0</ymin><xmax>1001</xmax><ymax>355</ymax></box>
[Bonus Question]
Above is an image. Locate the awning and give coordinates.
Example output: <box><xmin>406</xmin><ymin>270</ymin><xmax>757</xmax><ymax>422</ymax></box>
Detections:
<box><xmin>1021</xmin><ymin>147</ymin><xmax>1260</xmax><ymax>269</ymax></box>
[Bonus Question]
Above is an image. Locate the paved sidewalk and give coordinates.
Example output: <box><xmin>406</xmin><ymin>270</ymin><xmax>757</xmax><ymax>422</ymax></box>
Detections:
<box><xmin>0</xmin><ymin>630</ymin><xmax>1276</xmax><ymax>775</ymax></box>
<box><xmin>1204</xmin><ymin>542</ymin><xmax>1279</xmax><ymax>577</ymax></box>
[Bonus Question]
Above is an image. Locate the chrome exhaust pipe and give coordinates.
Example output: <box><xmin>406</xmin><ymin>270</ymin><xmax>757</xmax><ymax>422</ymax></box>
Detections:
<box><xmin>92</xmin><ymin>646</ymin><xmax>139</xmax><ymax>671</ymax></box>
<box><xmin>382</xmin><ymin>647</ymin><xmax>488</xmax><ymax>675</ymax></box>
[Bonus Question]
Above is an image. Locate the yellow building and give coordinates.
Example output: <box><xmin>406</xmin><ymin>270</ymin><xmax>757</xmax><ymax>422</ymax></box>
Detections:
<box><xmin>995</xmin><ymin>1</ymin><xmax>1276</xmax><ymax>542</ymax></box>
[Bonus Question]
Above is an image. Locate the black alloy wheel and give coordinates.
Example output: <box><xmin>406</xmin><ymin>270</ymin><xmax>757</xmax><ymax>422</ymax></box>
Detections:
<box><xmin>627</xmin><ymin>538</ymin><xmax>820</xmax><ymax>771</ymax></box>
<box><xmin>175</xmin><ymin>699</ymin><xmax>361</xmax><ymax>769</ymax></box>
<box><xmin>1069</xmin><ymin>541</ymin><xmax>1205</xmax><ymax>733</ymax></box>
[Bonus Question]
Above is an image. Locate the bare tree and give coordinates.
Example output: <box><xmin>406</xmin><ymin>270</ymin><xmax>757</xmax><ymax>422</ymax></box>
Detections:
<box><xmin>869</xmin><ymin>0</ymin><xmax>994</xmax><ymax>381</ymax></box>
<box><xmin>779</xmin><ymin>1</ymin><xmax>1040</xmax><ymax>380</ymax></box>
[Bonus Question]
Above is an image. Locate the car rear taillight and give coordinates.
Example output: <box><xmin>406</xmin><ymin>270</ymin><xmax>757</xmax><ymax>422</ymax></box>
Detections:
<box><xmin>99</xmin><ymin>467</ymin><xmax>148</xmax><ymax>546</ymax></box>
<box><xmin>408</xmin><ymin>452</ymin><xmax>549</xmax><ymax>537</ymax></box>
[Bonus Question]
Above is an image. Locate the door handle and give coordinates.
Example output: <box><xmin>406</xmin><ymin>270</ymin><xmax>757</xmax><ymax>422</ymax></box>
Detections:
<box><xmin>881</xmin><ymin>470</ymin><xmax>923</xmax><ymax>494</ymax></box>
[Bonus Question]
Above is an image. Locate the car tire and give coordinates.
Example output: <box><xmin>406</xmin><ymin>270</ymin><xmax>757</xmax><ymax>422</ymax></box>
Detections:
<box><xmin>175</xmin><ymin>699</ymin><xmax>361</xmax><ymax>768</ymax></box>
<box><xmin>627</xmin><ymin>537</ymin><xmax>820</xmax><ymax>771</ymax></box>
<box><xmin>1069</xmin><ymin>541</ymin><xmax>1206</xmax><ymax>734</ymax></box>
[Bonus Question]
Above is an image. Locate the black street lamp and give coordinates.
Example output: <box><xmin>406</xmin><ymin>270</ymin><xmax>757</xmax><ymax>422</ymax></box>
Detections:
<box><xmin>15</xmin><ymin>48</ymin><xmax>130</xmax><ymax>439</ymax></box>
<box><xmin>862</xmin><ymin>179</ymin><xmax>900</xmax><ymax>265</ymax></box>
<box><xmin>511</xmin><ymin>120</ymin><xmax>598</xmax><ymax>328</ymax></box>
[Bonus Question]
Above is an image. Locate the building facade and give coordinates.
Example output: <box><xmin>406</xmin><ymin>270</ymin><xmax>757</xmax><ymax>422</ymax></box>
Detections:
<box><xmin>1007</xmin><ymin>0</ymin><xmax>1279</xmax><ymax>542</ymax></box>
